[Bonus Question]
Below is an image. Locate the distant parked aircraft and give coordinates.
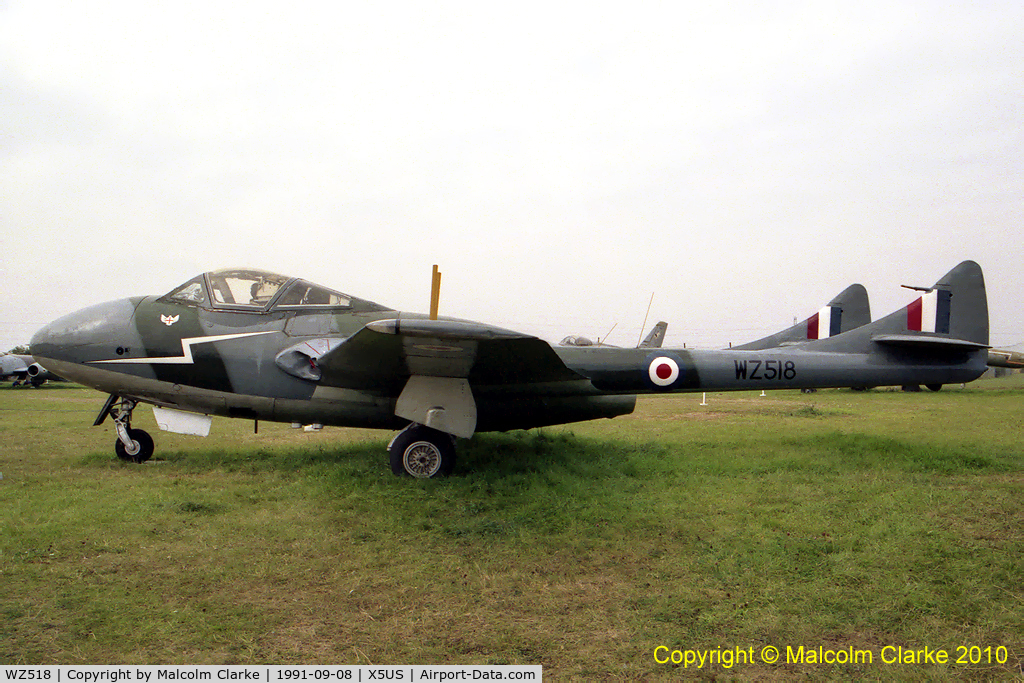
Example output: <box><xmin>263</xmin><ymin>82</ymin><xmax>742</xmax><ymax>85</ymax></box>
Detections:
<box><xmin>560</xmin><ymin>321</ymin><xmax>668</xmax><ymax>349</ymax></box>
<box><xmin>0</xmin><ymin>354</ymin><xmax>63</xmax><ymax>387</ymax></box>
<box><xmin>987</xmin><ymin>343</ymin><xmax>1024</xmax><ymax>369</ymax></box>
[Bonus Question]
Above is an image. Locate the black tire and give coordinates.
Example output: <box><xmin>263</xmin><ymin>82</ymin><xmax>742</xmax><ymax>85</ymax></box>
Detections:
<box><xmin>926</xmin><ymin>384</ymin><xmax>943</xmax><ymax>392</ymax></box>
<box><xmin>388</xmin><ymin>425</ymin><xmax>456</xmax><ymax>478</ymax></box>
<box><xmin>115</xmin><ymin>428</ymin><xmax>154</xmax><ymax>463</ymax></box>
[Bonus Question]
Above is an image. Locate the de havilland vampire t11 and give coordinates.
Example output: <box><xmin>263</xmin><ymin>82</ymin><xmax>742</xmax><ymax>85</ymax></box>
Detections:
<box><xmin>30</xmin><ymin>261</ymin><xmax>989</xmax><ymax>478</ymax></box>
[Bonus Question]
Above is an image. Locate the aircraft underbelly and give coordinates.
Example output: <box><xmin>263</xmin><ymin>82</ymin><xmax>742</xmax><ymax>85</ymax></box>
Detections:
<box><xmin>474</xmin><ymin>393</ymin><xmax>637</xmax><ymax>432</ymax></box>
<box><xmin>273</xmin><ymin>394</ymin><xmax>402</xmax><ymax>429</ymax></box>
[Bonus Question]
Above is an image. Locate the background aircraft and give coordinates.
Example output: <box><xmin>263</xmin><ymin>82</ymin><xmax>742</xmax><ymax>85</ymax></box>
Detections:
<box><xmin>987</xmin><ymin>342</ymin><xmax>1024</xmax><ymax>369</ymax></box>
<box><xmin>31</xmin><ymin>261</ymin><xmax>989</xmax><ymax>478</ymax></box>
<box><xmin>0</xmin><ymin>353</ymin><xmax>63</xmax><ymax>387</ymax></box>
<box><xmin>559</xmin><ymin>321</ymin><xmax>668</xmax><ymax>348</ymax></box>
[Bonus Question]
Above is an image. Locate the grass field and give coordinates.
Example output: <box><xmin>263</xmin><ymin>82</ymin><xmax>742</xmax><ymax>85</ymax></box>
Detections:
<box><xmin>1</xmin><ymin>379</ymin><xmax>1022</xmax><ymax>679</ymax></box>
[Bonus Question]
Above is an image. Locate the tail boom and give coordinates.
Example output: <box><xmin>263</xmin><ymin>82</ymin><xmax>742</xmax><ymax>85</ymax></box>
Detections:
<box><xmin>557</xmin><ymin>260</ymin><xmax>989</xmax><ymax>394</ymax></box>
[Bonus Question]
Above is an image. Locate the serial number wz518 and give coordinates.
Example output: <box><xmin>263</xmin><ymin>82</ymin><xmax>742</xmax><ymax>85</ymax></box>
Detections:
<box><xmin>5</xmin><ymin>673</ymin><xmax>51</xmax><ymax>680</ymax></box>
<box><xmin>734</xmin><ymin>359</ymin><xmax>797</xmax><ymax>381</ymax></box>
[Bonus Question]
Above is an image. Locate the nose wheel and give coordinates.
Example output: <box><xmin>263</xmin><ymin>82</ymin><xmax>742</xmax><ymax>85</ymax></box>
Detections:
<box><xmin>98</xmin><ymin>396</ymin><xmax>155</xmax><ymax>463</ymax></box>
<box><xmin>115</xmin><ymin>428</ymin><xmax>155</xmax><ymax>463</ymax></box>
<box><xmin>388</xmin><ymin>424</ymin><xmax>456</xmax><ymax>478</ymax></box>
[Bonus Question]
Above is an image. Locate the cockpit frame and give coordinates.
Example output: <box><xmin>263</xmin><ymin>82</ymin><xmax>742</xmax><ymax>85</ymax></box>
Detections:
<box><xmin>161</xmin><ymin>269</ymin><xmax>355</xmax><ymax>312</ymax></box>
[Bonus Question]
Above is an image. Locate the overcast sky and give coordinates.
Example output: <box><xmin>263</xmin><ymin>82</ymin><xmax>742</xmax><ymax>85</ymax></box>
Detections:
<box><xmin>2</xmin><ymin>1</ymin><xmax>1022</xmax><ymax>352</ymax></box>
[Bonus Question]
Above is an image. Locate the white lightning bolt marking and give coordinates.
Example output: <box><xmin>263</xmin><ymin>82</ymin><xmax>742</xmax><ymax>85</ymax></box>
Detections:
<box><xmin>89</xmin><ymin>331</ymin><xmax>276</xmax><ymax>365</ymax></box>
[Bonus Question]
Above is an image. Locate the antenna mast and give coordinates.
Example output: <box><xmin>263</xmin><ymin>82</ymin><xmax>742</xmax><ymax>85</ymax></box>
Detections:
<box><xmin>637</xmin><ymin>292</ymin><xmax>655</xmax><ymax>347</ymax></box>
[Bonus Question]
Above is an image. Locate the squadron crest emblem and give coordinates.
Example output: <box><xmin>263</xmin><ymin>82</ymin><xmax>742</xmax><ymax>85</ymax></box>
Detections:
<box><xmin>160</xmin><ymin>314</ymin><xmax>180</xmax><ymax>327</ymax></box>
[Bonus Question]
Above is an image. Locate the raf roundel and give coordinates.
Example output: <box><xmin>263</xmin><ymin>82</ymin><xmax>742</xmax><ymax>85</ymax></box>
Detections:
<box><xmin>648</xmin><ymin>356</ymin><xmax>680</xmax><ymax>387</ymax></box>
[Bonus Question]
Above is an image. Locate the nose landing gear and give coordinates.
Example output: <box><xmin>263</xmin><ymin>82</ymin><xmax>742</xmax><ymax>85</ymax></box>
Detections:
<box><xmin>96</xmin><ymin>395</ymin><xmax>155</xmax><ymax>463</ymax></box>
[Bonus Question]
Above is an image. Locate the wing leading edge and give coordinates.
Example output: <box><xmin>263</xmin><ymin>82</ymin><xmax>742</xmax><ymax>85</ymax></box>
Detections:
<box><xmin>317</xmin><ymin>318</ymin><xmax>583</xmax><ymax>389</ymax></box>
<box><xmin>315</xmin><ymin>318</ymin><xmax>585</xmax><ymax>437</ymax></box>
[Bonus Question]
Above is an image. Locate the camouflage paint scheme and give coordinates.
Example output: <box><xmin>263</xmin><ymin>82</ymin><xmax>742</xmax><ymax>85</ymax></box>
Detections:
<box><xmin>30</xmin><ymin>261</ymin><xmax>989</xmax><ymax>474</ymax></box>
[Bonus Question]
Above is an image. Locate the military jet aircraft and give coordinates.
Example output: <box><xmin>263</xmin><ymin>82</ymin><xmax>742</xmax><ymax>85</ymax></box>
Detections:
<box><xmin>30</xmin><ymin>261</ymin><xmax>989</xmax><ymax>477</ymax></box>
<box><xmin>560</xmin><ymin>321</ymin><xmax>668</xmax><ymax>348</ymax></box>
<box><xmin>0</xmin><ymin>353</ymin><xmax>63</xmax><ymax>387</ymax></box>
<box><xmin>986</xmin><ymin>342</ymin><xmax>1024</xmax><ymax>369</ymax></box>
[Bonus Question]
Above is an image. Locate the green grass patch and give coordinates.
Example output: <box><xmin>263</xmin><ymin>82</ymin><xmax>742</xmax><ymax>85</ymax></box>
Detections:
<box><xmin>1</xmin><ymin>382</ymin><xmax>1022</xmax><ymax>678</ymax></box>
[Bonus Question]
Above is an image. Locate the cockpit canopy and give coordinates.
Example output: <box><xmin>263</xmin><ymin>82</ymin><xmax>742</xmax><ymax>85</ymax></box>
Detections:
<box><xmin>163</xmin><ymin>269</ymin><xmax>357</xmax><ymax>310</ymax></box>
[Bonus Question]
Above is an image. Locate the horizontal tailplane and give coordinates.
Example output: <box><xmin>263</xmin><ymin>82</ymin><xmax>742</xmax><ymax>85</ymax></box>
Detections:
<box><xmin>812</xmin><ymin>261</ymin><xmax>988</xmax><ymax>354</ymax></box>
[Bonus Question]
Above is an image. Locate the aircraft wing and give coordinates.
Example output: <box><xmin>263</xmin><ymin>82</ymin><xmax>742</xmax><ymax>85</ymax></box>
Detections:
<box><xmin>1</xmin><ymin>354</ymin><xmax>31</xmax><ymax>379</ymax></box>
<box><xmin>315</xmin><ymin>318</ymin><xmax>585</xmax><ymax>392</ymax></box>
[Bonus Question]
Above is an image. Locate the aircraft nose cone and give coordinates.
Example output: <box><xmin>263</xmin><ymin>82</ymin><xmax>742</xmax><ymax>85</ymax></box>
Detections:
<box><xmin>31</xmin><ymin>298</ymin><xmax>139</xmax><ymax>364</ymax></box>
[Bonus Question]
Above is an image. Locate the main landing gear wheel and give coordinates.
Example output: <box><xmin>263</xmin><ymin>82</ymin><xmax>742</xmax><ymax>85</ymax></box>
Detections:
<box><xmin>115</xmin><ymin>428</ymin><xmax>154</xmax><ymax>463</ymax></box>
<box><xmin>388</xmin><ymin>424</ymin><xmax>456</xmax><ymax>478</ymax></box>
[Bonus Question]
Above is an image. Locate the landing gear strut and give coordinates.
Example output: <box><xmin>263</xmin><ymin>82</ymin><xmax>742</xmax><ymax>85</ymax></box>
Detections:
<box><xmin>388</xmin><ymin>424</ymin><xmax>456</xmax><ymax>478</ymax></box>
<box><xmin>96</xmin><ymin>395</ymin><xmax>154</xmax><ymax>463</ymax></box>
